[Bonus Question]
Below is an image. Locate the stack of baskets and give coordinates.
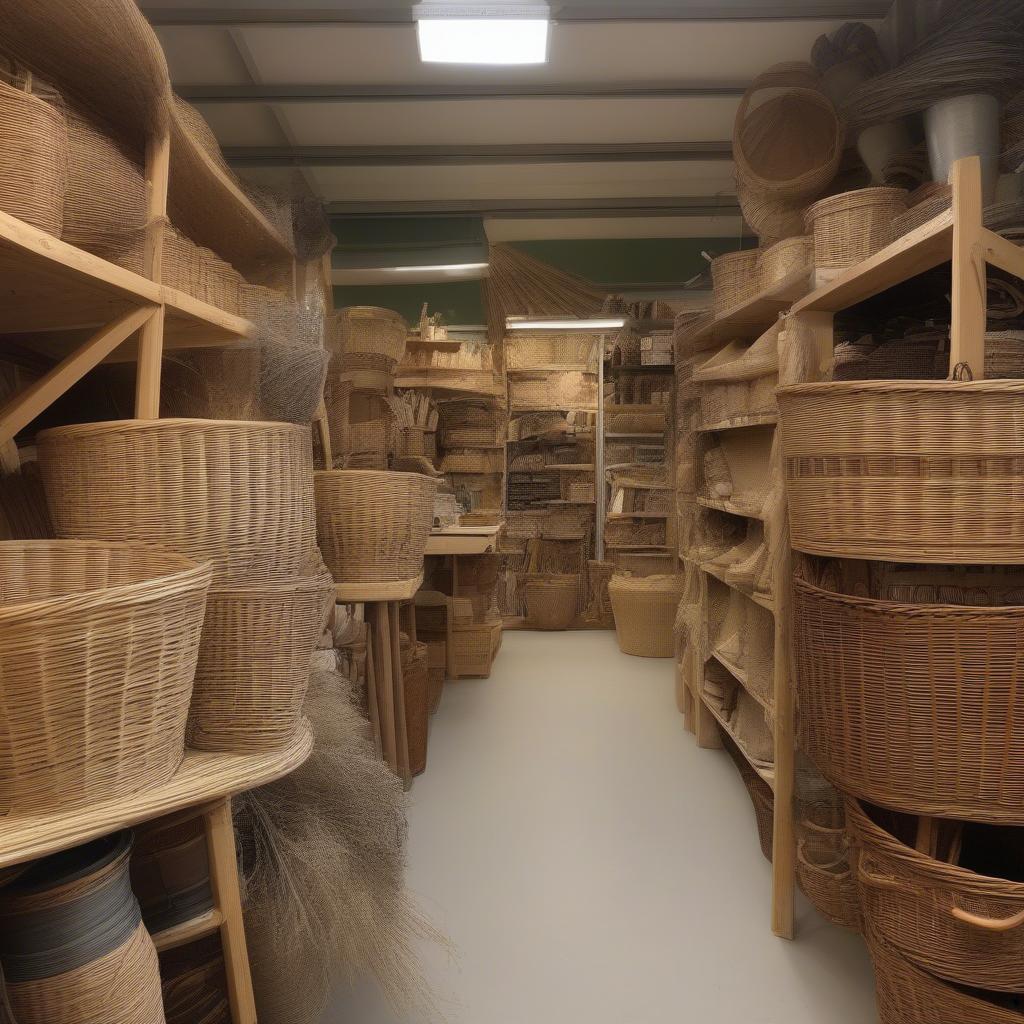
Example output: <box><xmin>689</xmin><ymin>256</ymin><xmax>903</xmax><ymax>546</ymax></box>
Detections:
<box><xmin>608</xmin><ymin>574</ymin><xmax>685</xmax><ymax>658</ymax></box>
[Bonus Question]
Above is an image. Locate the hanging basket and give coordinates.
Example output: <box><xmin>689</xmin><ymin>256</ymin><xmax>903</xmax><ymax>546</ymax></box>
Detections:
<box><xmin>39</xmin><ymin>419</ymin><xmax>317</xmax><ymax>586</ymax></box>
<box><xmin>314</xmin><ymin>470</ymin><xmax>437</xmax><ymax>587</ymax></box>
<box><xmin>524</xmin><ymin>574</ymin><xmax>578</xmax><ymax>630</ymax></box>
<box><xmin>805</xmin><ymin>186</ymin><xmax>907</xmax><ymax>269</ymax></box>
<box><xmin>778</xmin><ymin>380</ymin><xmax>1024</xmax><ymax>563</ymax></box>
<box><xmin>0</xmin><ymin>541</ymin><xmax>210</xmax><ymax>814</ymax></box>
<box><xmin>608</xmin><ymin>574</ymin><xmax>684</xmax><ymax>657</ymax></box>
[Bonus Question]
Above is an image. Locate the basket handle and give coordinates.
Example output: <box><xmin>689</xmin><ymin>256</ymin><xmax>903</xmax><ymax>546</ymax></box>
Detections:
<box><xmin>796</xmin><ymin>840</ymin><xmax>849</xmax><ymax>877</ymax></box>
<box><xmin>856</xmin><ymin>855</ymin><xmax>910</xmax><ymax>893</ymax></box>
<box><xmin>950</xmin><ymin>904</ymin><xmax>1024</xmax><ymax>933</ymax></box>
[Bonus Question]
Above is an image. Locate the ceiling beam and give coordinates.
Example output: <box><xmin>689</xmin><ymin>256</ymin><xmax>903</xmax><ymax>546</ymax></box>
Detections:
<box><xmin>145</xmin><ymin>3</ymin><xmax>890</xmax><ymax>25</ymax></box>
<box><xmin>224</xmin><ymin>142</ymin><xmax>734</xmax><ymax>167</ymax></box>
<box><xmin>179</xmin><ymin>82</ymin><xmax>748</xmax><ymax>102</ymax></box>
<box><xmin>327</xmin><ymin>197</ymin><xmax>743</xmax><ymax>218</ymax></box>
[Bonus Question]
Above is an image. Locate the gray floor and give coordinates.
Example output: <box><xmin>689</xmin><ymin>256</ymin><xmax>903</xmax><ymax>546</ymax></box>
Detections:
<box><xmin>327</xmin><ymin>631</ymin><xmax>877</xmax><ymax>1024</ymax></box>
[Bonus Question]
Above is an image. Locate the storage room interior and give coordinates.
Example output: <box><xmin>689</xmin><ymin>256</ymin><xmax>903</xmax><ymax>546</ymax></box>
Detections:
<box><xmin>1</xmin><ymin>1</ymin><xmax>1024</xmax><ymax>1022</ymax></box>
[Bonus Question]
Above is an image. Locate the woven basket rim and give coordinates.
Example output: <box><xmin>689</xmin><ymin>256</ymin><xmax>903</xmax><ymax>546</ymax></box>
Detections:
<box><xmin>336</xmin><ymin>305</ymin><xmax>406</xmax><ymax>323</ymax></box>
<box><xmin>314</xmin><ymin>468</ymin><xmax>438</xmax><ymax>485</ymax></box>
<box><xmin>0</xmin><ymin>832</ymin><xmax>133</xmax><ymax>900</ymax></box>
<box><xmin>805</xmin><ymin>186</ymin><xmax>908</xmax><ymax>222</ymax></box>
<box><xmin>795</xmin><ymin>574</ymin><xmax>1024</xmax><ymax>615</ymax></box>
<box><xmin>712</xmin><ymin>248</ymin><xmax>761</xmax><ymax>270</ymax></box>
<box><xmin>38</xmin><ymin>417</ymin><xmax>304</xmax><ymax>441</ymax></box>
<box><xmin>779</xmin><ymin>379</ymin><xmax>1024</xmax><ymax>397</ymax></box>
<box><xmin>206</xmin><ymin>571</ymin><xmax>335</xmax><ymax>599</ymax></box>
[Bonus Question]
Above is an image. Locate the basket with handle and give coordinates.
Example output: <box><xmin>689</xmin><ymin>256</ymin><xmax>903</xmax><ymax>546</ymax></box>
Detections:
<box><xmin>805</xmin><ymin>186</ymin><xmax>907</xmax><ymax>269</ymax></box>
<box><xmin>795</xmin><ymin>820</ymin><xmax>861</xmax><ymax>931</ymax></box>
<box><xmin>0</xmin><ymin>541</ymin><xmax>211</xmax><ymax>814</ymax></box>
<box><xmin>608</xmin><ymin>574</ymin><xmax>684</xmax><ymax>657</ymax></box>
<box><xmin>720</xmin><ymin>728</ymin><xmax>774</xmax><ymax>862</ymax></box>
<box><xmin>524</xmin><ymin>574</ymin><xmax>578</xmax><ymax>630</ymax></box>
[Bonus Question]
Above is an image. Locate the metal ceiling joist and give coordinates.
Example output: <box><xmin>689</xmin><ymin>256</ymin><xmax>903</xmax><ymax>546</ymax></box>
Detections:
<box><xmin>179</xmin><ymin>82</ymin><xmax>748</xmax><ymax>102</ymax></box>
<box><xmin>224</xmin><ymin>141</ymin><xmax>734</xmax><ymax>167</ymax></box>
<box><xmin>327</xmin><ymin>197</ymin><xmax>743</xmax><ymax>218</ymax></box>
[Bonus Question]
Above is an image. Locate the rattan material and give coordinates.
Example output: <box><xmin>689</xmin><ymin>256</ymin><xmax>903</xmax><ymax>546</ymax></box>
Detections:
<box><xmin>440</xmin><ymin>450</ymin><xmax>501</xmax><ymax>475</ymax></box>
<box><xmin>450</xmin><ymin>617</ymin><xmax>502</xmax><ymax>678</ymax></box>
<box><xmin>794</xmin><ymin>572</ymin><xmax>1024</xmax><ymax>822</ymax></box>
<box><xmin>0</xmin><ymin>541</ymin><xmax>210</xmax><ymax>814</ymax></box>
<box><xmin>711</xmin><ymin>249</ymin><xmax>762</xmax><ymax>316</ymax></box>
<box><xmin>39</xmin><ymin>419</ymin><xmax>317</xmax><ymax>585</ymax></box>
<box><xmin>721</xmin><ymin>730</ymin><xmax>774</xmax><ymax>862</ymax></box>
<box><xmin>848</xmin><ymin>797</ymin><xmax>1024</xmax><ymax>991</ymax></box>
<box><xmin>778</xmin><ymin>380</ymin><xmax>1024</xmax><ymax>562</ymax></box>
<box><xmin>795</xmin><ymin>821</ymin><xmax>861</xmax><ymax>931</ymax></box>
<box><xmin>0</xmin><ymin>74</ymin><xmax>66</xmax><ymax>237</ymax></box>
<box><xmin>608</xmin><ymin>574</ymin><xmax>684</xmax><ymax>658</ymax></box>
<box><xmin>760</xmin><ymin>235</ymin><xmax>814</xmax><ymax>285</ymax></box>
<box><xmin>892</xmin><ymin>182</ymin><xmax>953</xmax><ymax>238</ymax></box>
<box><xmin>805</xmin><ymin>187</ymin><xmax>907</xmax><ymax>269</ymax></box>
<box><xmin>524</xmin><ymin>575</ymin><xmax>578</xmax><ymax>630</ymax></box>
<box><xmin>314</xmin><ymin>470</ymin><xmax>437</xmax><ymax>587</ymax></box>
<box><xmin>331</xmin><ymin>306</ymin><xmax>407</xmax><ymax>365</ymax></box>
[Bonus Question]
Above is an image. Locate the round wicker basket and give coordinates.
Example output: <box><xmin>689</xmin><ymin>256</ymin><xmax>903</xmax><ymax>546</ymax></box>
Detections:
<box><xmin>331</xmin><ymin>306</ymin><xmax>407</xmax><ymax>365</ymax></box>
<box><xmin>608</xmin><ymin>574</ymin><xmax>684</xmax><ymax>658</ymax></box>
<box><xmin>711</xmin><ymin>249</ymin><xmax>762</xmax><ymax>316</ymax></box>
<box><xmin>39</xmin><ymin>419</ymin><xmax>317</xmax><ymax>586</ymax></box>
<box><xmin>805</xmin><ymin>186</ymin><xmax>907</xmax><ymax>269</ymax></box>
<box><xmin>524</xmin><ymin>575</ymin><xmax>578</xmax><ymax>630</ymax></box>
<box><xmin>314</xmin><ymin>470</ymin><xmax>437</xmax><ymax>587</ymax></box>
<box><xmin>0</xmin><ymin>541</ymin><xmax>211</xmax><ymax>814</ymax></box>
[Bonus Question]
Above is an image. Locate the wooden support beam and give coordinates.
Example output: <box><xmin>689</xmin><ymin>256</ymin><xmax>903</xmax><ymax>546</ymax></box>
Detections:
<box><xmin>949</xmin><ymin>156</ymin><xmax>987</xmax><ymax>379</ymax></box>
<box><xmin>389</xmin><ymin>601</ymin><xmax>412</xmax><ymax>787</ymax></box>
<box><xmin>0</xmin><ymin>306</ymin><xmax>156</xmax><ymax>445</ymax></box>
<box><xmin>982</xmin><ymin>227</ymin><xmax>1024</xmax><ymax>283</ymax></box>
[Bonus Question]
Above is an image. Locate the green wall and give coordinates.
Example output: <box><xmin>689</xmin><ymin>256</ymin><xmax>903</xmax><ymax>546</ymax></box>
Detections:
<box><xmin>332</xmin><ymin>280</ymin><xmax>485</xmax><ymax>327</ymax></box>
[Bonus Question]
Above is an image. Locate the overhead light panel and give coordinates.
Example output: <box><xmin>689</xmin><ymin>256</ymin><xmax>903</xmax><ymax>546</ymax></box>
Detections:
<box><xmin>506</xmin><ymin>317</ymin><xmax>626</xmax><ymax>331</ymax></box>
<box><xmin>416</xmin><ymin>4</ymin><xmax>549</xmax><ymax>65</ymax></box>
<box><xmin>384</xmin><ymin>262</ymin><xmax>489</xmax><ymax>273</ymax></box>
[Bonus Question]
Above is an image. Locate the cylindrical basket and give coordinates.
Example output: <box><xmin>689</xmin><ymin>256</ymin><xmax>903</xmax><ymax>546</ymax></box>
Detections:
<box><xmin>848</xmin><ymin>797</ymin><xmax>1024</xmax><ymax>991</ymax></box>
<box><xmin>712</xmin><ymin>249</ymin><xmax>762</xmax><ymax>316</ymax></box>
<box><xmin>39</xmin><ymin>419</ymin><xmax>317</xmax><ymax>586</ymax></box>
<box><xmin>805</xmin><ymin>187</ymin><xmax>907</xmax><ymax>269</ymax></box>
<box><xmin>187</xmin><ymin>564</ymin><xmax>334</xmax><ymax>752</ymax></box>
<box><xmin>0</xmin><ymin>832</ymin><xmax>166</xmax><ymax>1024</ymax></box>
<box><xmin>759</xmin><ymin>235</ymin><xmax>814</xmax><ymax>286</ymax></box>
<box><xmin>314</xmin><ymin>470</ymin><xmax>437</xmax><ymax>588</ymax></box>
<box><xmin>608</xmin><ymin>574</ymin><xmax>684</xmax><ymax>658</ymax></box>
<box><xmin>524</xmin><ymin>575</ymin><xmax>578</xmax><ymax>630</ymax></box>
<box><xmin>331</xmin><ymin>306</ymin><xmax>407</xmax><ymax>368</ymax></box>
<box><xmin>794</xmin><ymin>573</ymin><xmax>1024</xmax><ymax>822</ymax></box>
<box><xmin>778</xmin><ymin>380</ymin><xmax>1024</xmax><ymax>562</ymax></box>
<box><xmin>0</xmin><ymin>541</ymin><xmax>211</xmax><ymax>814</ymax></box>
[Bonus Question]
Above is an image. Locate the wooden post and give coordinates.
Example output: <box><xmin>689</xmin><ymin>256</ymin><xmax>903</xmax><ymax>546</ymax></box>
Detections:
<box><xmin>949</xmin><ymin>155</ymin><xmax>987</xmax><ymax>379</ymax></box>
<box><xmin>372</xmin><ymin>604</ymin><xmax>398</xmax><ymax>772</ymax></box>
<box><xmin>389</xmin><ymin>601</ymin><xmax>412</xmax><ymax>787</ymax></box>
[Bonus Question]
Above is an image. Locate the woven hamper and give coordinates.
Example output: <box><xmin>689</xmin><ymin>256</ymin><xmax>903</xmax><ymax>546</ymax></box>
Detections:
<box><xmin>314</xmin><ymin>470</ymin><xmax>437</xmax><ymax>590</ymax></box>
<box><xmin>524</xmin><ymin>575</ymin><xmax>578</xmax><ymax>630</ymax></box>
<box><xmin>721</xmin><ymin>730</ymin><xmax>774</xmax><ymax>862</ymax></box>
<box><xmin>805</xmin><ymin>187</ymin><xmax>907</xmax><ymax>269</ymax></box>
<box><xmin>187</xmin><ymin>562</ymin><xmax>334</xmax><ymax>752</ymax></box>
<box><xmin>331</xmin><ymin>306</ymin><xmax>407</xmax><ymax>370</ymax></box>
<box><xmin>401</xmin><ymin>639</ymin><xmax>429</xmax><ymax>776</ymax></box>
<box><xmin>608</xmin><ymin>574</ymin><xmax>684</xmax><ymax>658</ymax></box>
<box><xmin>778</xmin><ymin>380</ymin><xmax>1024</xmax><ymax>563</ymax></box>
<box><xmin>795</xmin><ymin>821</ymin><xmax>861</xmax><ymax>931</ymax></box>
<box><xmin>0</xmin><ymin>541</ymin><xmax>210</xmax><ymax>814</ymax></box>
<box><xmin>451</xmin><ymin>617</ymin><xmax>502</xmax><ymax>678</ymax></box>
<box><xmin>38</xmin><ymin>419</ymin><xmax>317</xmax><ymax>586</ymax></box>
<box><xmin>0</xmin><ymin>832</ymin><xmax>165</xmax><ymax>1024</ymax></box>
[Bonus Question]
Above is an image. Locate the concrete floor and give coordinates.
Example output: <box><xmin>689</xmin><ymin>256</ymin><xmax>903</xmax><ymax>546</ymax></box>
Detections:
<box><xmin>327</xmin><ymin>631</ymin><xmax>878</xmax><ymax>1024</ymax></box>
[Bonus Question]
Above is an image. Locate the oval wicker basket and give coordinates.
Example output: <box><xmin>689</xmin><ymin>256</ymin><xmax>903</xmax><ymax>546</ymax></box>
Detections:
<box><xmin>848</xmin><ymin>797</ymin><xmax>1024</xmax><ymax>992</ymax></box>
<box><xmin>608</xmin><ymin>574</ymin><xmax>684</xmax><ymax>658</ymax></box>
<box><xmin>524</xmin><ymin>575</ymin><xmax>578</xmax><ymax>630</ymax></box>
<box><xmin>778</xmin><ymin>380</ymin><xmax>1024</xmax><ymax>563</ymax></box>
<box><xmin>711</xmin><ymin>249</ymin><xmax>762</xmax><ymax>316</ymax></box>
<box><xmin>39</xmin><ymin>419</ymin><xmax>317</xmax><ymax>586</ymax></box>
<box><xmin>794</xmin><ymin>573</ymin><xmax>1024</xmax><ymax>822</ymax></box>
<box><xmin>314</xmin><ymin>470</ymin><xmax>437</xmax><ymax>587</ymax></box>
<box><xmin>0</xmin><ymin>541</ymin><xmax>211</xmax><ymax>814</ymax></box>
<box><xmin>187</xmin><ymin>563</ymin><xmax>334</xmax><ymax>753</ymax></box>
<box><xmin>760</xmin><ymin>235</ymin><xmax>814</xmax><ymax>286</ymax></box>
<box><xmin>805</xmin><ymin>186</ymin><xmax>907</xmax><ymax>269</ymax></box>
<box><xmin>796</xmin><ymin>821</ymin><xmax>861</xmax><ymax>931</ymax></box>
<box><xmin>0</xmin><ymin>832</ymin><xmax>165</xmax><ymax>1024</ymax></box>
<box><xmin>331</xmin><ymin>306</ymin><xmax>407</xmax><ymax>365</ymax></box>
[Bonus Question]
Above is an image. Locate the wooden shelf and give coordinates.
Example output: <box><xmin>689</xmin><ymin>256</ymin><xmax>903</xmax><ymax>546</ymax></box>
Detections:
<box><xmin>335</xmin><ymin>573</ymin><xmax>424</xmax><ymax>603</ymax></box>
<box><xmin>605</xmin><ymin>544</ymin><xmax>673</xmax><ymax>552</ymax></box>
<box><xmin>152</xmin><ymin>908</ymin><xmax>225</xmax><ymax>953</ymax></box>
<box><xmin>709</xmin><ymin>645</ymin><xmax>773</xmax><ymax>714</ymax></box>
<box><xmin>696</xmin><ymin>413</ymin><xmax>778</xmax><ymax>433</ymax></box>
<box><xmin>606</xmin><ymin>512</ymin><xmax>668</xmax><ymax>520</ymax></box>
<box><xmin>425</xmin><ymin>527</ymin><xmax>502</xmax><ymax>556</ymax></box>
<box><xmin>604</xmin><ymin>403</ymin><xmax>667</xmax><ymax>416</ymax></box>
<box><xmin>0</xmin><ymin>723</ymin><xmax>313</xmax><ymax>869</ymax></box>
<box><xmin>606</xmin><ymin>363</ymin><xmax>673</xmax><ymax>373</ymax></box>
<box><xmin>543</xmin><ymin>463</ymin><xmax>594</xmax><ymax>472</ymax></box>
<box><xmin>700</xmin><ymin>559</ymin><xmax>775</xmax><ymax>612</ymax></box>
<box><xmin>511</xmin><ymin>405</ymin><xmax>598</xmax><ymax>414</ymax></box>
<box><xmin>700</xmin><ymin>694</ymin><xmax>775</xmax><ymax>789</ymax></box>
<box><xmin>696</xmin><ymin>496</ymin><xmax>767</xmax><ymax>521</ymax></box>
<box><xmin>395</xmin><ymin>371</ymin><xmax>504</xmax><ymax>397</ymax></box>
<box><xmin>605</xmin><ymin>433</ymin><xmax>666</xmax><ymax>442</ymax></box>
<box><xmin>506</xmin><ymin>364</ymin><xmax>595</xmax><ymax>374</ymax></box>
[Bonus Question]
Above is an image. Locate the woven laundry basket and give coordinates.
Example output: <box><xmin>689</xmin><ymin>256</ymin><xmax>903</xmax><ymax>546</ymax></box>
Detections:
<box><xmin>805</xmin><ymin>187</ymin><xmax>907</xmax><ymax>269</ymax></box>
<box><xmin>187</xmin><ymin>561</ymin><xmax>334</xmax><ymax>753</ymax></box>
<box><xmin>779</xmin><ymin>380</ymin><xmax>1024</xmax><ymax>563</ymax></box>
<box><xmin>450</xmin><ymin>617</ymin><xmax>502</xmax><ymax>678</ymax></box>
<box><xmin>314</xmin><ymin>470</ymin><xmax>437</xmax><ymax>588</ymax></box>
<box><xmin>848</xmin><ymin>797</ymin><xmax>1024</xmax><ymax>991</ymax></box>
<box><xmin>0</xmin><ymin>541</ymin><xmax>210</xmax><ymax>814</ymax></box>
<box><xmin>721</xmin><ymin>729</ymin><xmax>774</xmax><ymax>862</ymax></box>
<box><xmin>608</xmin><ymin>574</ymin><xmax>684</xmax><ymax>658</ymax></box>
<box><xmin>795</xmin><ymin>821</ymin><xmax>861</xmax><ymax>931</ymax></box>
<box><xmin>38</xmin><ymin>419</ymin><xmax>317</xmax><ymax>586</ymax></box>
<box><xmin>401</xmin><ymin>638</ymin><xmax>429</xmax><ymax>776</ymax></box>
<box><xmin>524</xmin><ymin>574</ymin><xmax>578</xmax><ymax>630</ymax></box>
<box><xmin>711</xmin><ymin>249</ymin><xmax>762</xmax><ymax>315</ymax></box>
<box><xmin>331</xmin><ymin>306</ymin><xmax>407</xmax><ymax>371</ymax></box>
<box><xmin>0</xmin><ymin>73</ymin><xmax>67</xmax><ymax>237</ymax></box>
<box><xmin>0</xmin><ymin>832</ymin><xmax>165</xmax><ymax>1024</ymax></box>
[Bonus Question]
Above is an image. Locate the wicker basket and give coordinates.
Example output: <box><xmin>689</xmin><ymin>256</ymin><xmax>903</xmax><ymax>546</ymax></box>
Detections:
<box><xmin>314</xmin><ymin>470</ymin><xmax>437</xmax><ymax>588</ymax></box>
<box><xmin>794</xmin><ymin>573</ymin><xmax>1024</xmax><ymax>822</ymax></box>
<box><xmin>0</xmin><ymin>541</ymin><xmax>210</xmax><ymax>814</ymax></box>
<box><xmin>759</xmin><ymin>235</ymin><xmax>814</xmax><ymax>286</ymax></box>
<box><xmin>401</xmin><ymin>638</ymin><xmax>429</xmax><ymax>776</ymax></box>
<box><xmin>795</xmin><ymin>821</ymin><xmax>861</xmax><ymax>931</ymax></box>
<box><xmin>721</xmin><ymin>729</ymin><xmax>774</xmax><ymax>862</ymax></box>
<box><xmin>331</xmin><ymin>306</ymin><xmax>407</xmax><ymax>366</ymax></box>
<box><xmin>608</xmin><ymin>574</ymin><xmax>684</xmax><ymax>658</ymax></box>
<box><xmin>0</xmin><ymin>76</ymin><xmax>66</xmax><ymax>237</ymax></box>
<box><xmin>805</xmin><ymin>187</ymin><xmax>907</xmax><ymax>269</ymax></box>
<box><xmin>712</xmin><ymin>249</ymin><xmax>762</xmax><ymax>316</ymax></box>
<box><xmin>892</xmin><ymin>182</ymin><xmax>953</xmax><ymax>238</ymax></box>
<box><xmin>451</xmin><ymin>617</ymin><xmax>502</xmax><ymax>678</ymax></box>
<box><xmin>848</xmin><ymin>797</ymin><xmax>1024</xmax><ymax>991</ymax></box>
<box><xmin>778</xmin><ymin>380</ymin><xmax>1024</xmax><ymax>563</ymax></box>
<box><xmin>39</xmin><ymin>419</ymin><xmax>317</xmax><ymax>586</ymax></box>
<box><xmin>0</xmin><ymin>833</ymin><xmax>165</xmax><ymax>1024</ymax></box>
<box><xmin>187</xmin><ymin>564</ymin><xmax>334</xmax><ymax>752</ymax></box>
<box><xmin>524</xmin><ymin>575</ymin><xmax>578</xmax><ymax>630</ymax></box>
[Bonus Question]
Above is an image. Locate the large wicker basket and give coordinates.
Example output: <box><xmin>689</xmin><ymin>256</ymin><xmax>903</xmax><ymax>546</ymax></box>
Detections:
<box><xmin>314</xmin><ymin>470</ymin><xmax>437</xmax><ymax>588</ymax></box>
<box><xmin>0</xmin><ymin>541</ymin><xmax>210</xmax><ymax>814</ymax></box>
<box><xmin>711</xmin><ymin>249</ymin><xmax>762</xmax><ymax>315</ymax></box>
<box><xmin>778</xmin><ymin>380</ymin><xmax>1024</xmax><ymax>563</ymax></box>
<box><xmin>848</xmin><ymin>797</ymin><xmax>1024</xmax><ymax>992</ymax></box>
<box><xmin>0</xmin><ymin>832</ymin><xmax>165</xmax><ymax>1024</ymax></box>
<box><xmin>524</xmin><ymin>575</ymin><xmax>578</xmax><ymax>630</ymax></box>
<box><xmin>794</xmin><ymin>573</ymin><xmax>1024</xmax><ymax>822</ymax></box>
<box><xmin>331</xmin><ymin>306</ymin><xmax>407</xmax><ymax>370</ymax></box>
<box><xmin>805</xmin><ymin>187</ymin><xmax>907</xmax><ymax>269</ymax></box>
<box><xmin>608</xmin><ymin>574</ymin><xmax>684</xmax><ymax>658</ymax></box>
<box><xmin>187</xmin><ymin>564</ymin><xmax>334</xmax><ymax>752</ymax></box>
<box><xmin>39</xmin><ymin>419</ymin><xmax>317</xmax><ymax>585</ymax></box>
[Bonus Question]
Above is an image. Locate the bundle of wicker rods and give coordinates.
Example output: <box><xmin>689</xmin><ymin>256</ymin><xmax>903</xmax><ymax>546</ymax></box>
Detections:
<box><xmin>0</xmin><ymin>832</ymin><xmax>165</xmax><ymax>1024</ymax></box>
<box><xmin>524</xmin><ymin>574</ymin><xmax>578</xmax><ymax>630</ymax></box>
<box><xmin>314</xmin><ymin>470</ymin><xmax>437</xmax><ymax>587</ymax></box>
<box><xmin>608</xmin><ymin>574</ymin><xmax>684</xmax><ymax>658</ymax></box>
<box><xmin>0</xmin><ymin>541</ymin><xmax>210</xmax><ymax>814</ymax></box>
<box><xmin>0</xmin><ymin>68</ymin><xmax>67</xmax><ymax>237</ymax></box>
<box><xmin>847</xmin><ymin>797</ymin><xmax>1024</xmax><ymax>991</ymax></box>
<box><xmin>38</xmin><ymin>419</ymin><xmax>317</xmax><ymax>585</ymax></box>
<box><xmin>778</xmin><ymin>380</ymin><xmax>1024</xmax><ymax>562</ymax></box>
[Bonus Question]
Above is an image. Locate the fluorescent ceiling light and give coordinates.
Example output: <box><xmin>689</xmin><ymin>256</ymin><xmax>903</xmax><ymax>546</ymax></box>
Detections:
<box><xmin>506</xmin><ymin>317</ymin><xmax>626</xmax><ymax>331</ymax></box>
<box><xmin>417</xmin><ymin>18</ymin><xmax>549</xmax><ymax>64</ymax></box>
<box><xmin>383</xmin><ymin>262</ymin><xmax>489</xmax><ymax>273</ymax></box>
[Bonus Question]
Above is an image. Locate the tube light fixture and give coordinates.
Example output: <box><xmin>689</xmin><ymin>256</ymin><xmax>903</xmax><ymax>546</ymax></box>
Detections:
<box><xmin>383</xmin><ymin>262</ymin><xmax>490</xmax><ymax>273</ymax></box>
<box><xmin>416</xmin><ymin>4</ymin><xmax>549</xmax><ymax>65</ymax></box>
<box><xmin>505</xmin><ymin>317</ymin><xmax>627</xmax><ymax>331</ymax></box>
